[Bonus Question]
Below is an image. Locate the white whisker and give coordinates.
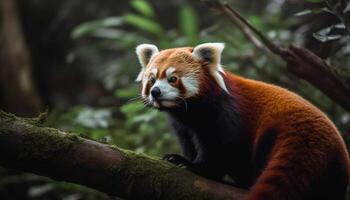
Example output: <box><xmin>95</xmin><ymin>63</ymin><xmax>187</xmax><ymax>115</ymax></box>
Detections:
<box><xmin>127</xmin><ymin>95</ymin><xmax>142</xmax><ymax>102</ymax></box>
<box><xmin>141</xmin><ymin>98</ymin><xmax>152</xmax><ymax>108</ymax></box>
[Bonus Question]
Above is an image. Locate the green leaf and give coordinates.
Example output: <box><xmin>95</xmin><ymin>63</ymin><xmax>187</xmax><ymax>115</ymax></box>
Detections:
<box><xmin>321</xmin><ymin>7</ymin><xmax>334</xmax><ymax>14</ymax></box>
<box><xmin>313</xmin><ymin>24</ymin><xmax>344</xmax><ymax>42</ymax></box>
<box><xmin>318</xmin><ymin>34</ymin><xmax>343</xmax><ymax>41</ymax></box>
<box><xmin>294</xmin><ymin>7</ymin><xmax>329</xmax><ymax>17</ymax></box>
<box><xmin>99</xmin><ymin>17</ymin><xmax>124</xmax><ymax>27</ymax></box>
<box><xmin>91</xmin><ymin>28</ymin><xmax>126</xmax><ymax>39</ymax></box>
<box><xmin>131</xmin><ymin>0</ymin><xmax>155</xmax><ymax>18</ymax></box>
<box><xmin>313</xmin><ymin>26</ymin><xmax>342</xmax><ymax>42</ymax></box>
<box><xmin>344</xmin><ymin>3</ymin><xmax>350</xmax><ymax>13</ymax></box>
<box><xmin>179</xmin><ymin>5</ymin><xmax>199</xmax><ymax>45</ymax></box>
<box><xmin>131</xmin><ymin>110</ymin><xmax>158</xmax><ymax>123</ymax></box>
<box><xmin>71</xmin><ymin>17</ymin><xmax>123</xmax><ymax>39</ymax></box>
<box><xmin>313</xmin><ymin>26</ymin><xmax>331</xmax><ymax>42</ymax></box>
<box><xmin>334</xmin><ymin>23</ymin><xmax>346</xmax><ymax>29</ymax></box>
<box><xmin>123</xmin><ymin>13</ymin><xmax>163</xmax><ymax>35</ymax></box>
<box><xmin>120</xmin><ymin>102</ymin><xmax>145</xmax><ymax>115</ymax></box>
<box><xmin>114</xmin><ymin>87</ymin><xmax>139</xmax><ymax>99</ymax></box>
<box><xmin>294</xmin><ymin>10</ymin><xmax>313</xmax><ymax>16</ymax></box>
<box><xmin>71</xmin><ymin>23</ymin><xmax>96</xmax><ymax>39</ymax></box>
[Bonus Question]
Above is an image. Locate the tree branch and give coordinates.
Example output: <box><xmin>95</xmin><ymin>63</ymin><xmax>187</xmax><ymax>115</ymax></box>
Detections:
<box><xmin>204</xmin><ymin>0</ymin><xmax>350</xmax><ymax>112</ymax></box>
<box><xmin>0</xmin><ymin>110</ymin><xmax>248</xmax><ymax>200</ymax></box>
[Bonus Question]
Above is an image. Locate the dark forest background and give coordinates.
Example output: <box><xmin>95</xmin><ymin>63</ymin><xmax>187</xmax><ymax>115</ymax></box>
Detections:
<box><xmin>1</xmin><ymin>0</ymin><xmax>350</xmax><ymax>199</ymax></box>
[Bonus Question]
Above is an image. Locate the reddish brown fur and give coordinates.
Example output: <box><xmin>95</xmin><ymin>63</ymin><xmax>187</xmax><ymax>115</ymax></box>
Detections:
<box><xmin>142</xmin><ymin>47</ymin><xmax>350</xmax><ymax>199</ymax></box>
<box><xmin>225</xmin><ymin>73</ymin><xmax>350</xmax><ymax>199</ymax></box>
<box><xmin>149</xmin><ymin>47</ymin><xmax>199</xmax><ymax>77</ymax></box>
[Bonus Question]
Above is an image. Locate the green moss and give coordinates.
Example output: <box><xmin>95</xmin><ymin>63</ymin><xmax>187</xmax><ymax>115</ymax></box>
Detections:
<box><xmin>0</xmin><ymin>110</ymin><xmax>81</xmax><ymax>161</ymax></box>
<box><xmin>19</xmin><ymin>125</ymin><xmax>81</xmax><ymax>160</ymax></box>
<box><xmin>0</xmin><ymin>110</ymin><xmax>17</xmax><ymax>122</ymax></box>
<box><xmin>77</xmin><ymin>133</ymin><xmax>94</xmax><ymax>140</ymax></box>
<box><xmin>108</xmin><ymin>146</ymin><xmax>213</xmax><ymax>200</ymax></box>
<box><xmin>22</xmin><ymin>112</ymin><xmax>48</xmax><ymax>127</ymax></box>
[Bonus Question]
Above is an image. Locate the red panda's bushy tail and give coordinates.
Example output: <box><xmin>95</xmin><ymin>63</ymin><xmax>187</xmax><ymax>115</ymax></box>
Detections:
<box><xmin>247</xmin><ymin>135</ymin><xmax>349</xmax><ymax>200</ymax></box>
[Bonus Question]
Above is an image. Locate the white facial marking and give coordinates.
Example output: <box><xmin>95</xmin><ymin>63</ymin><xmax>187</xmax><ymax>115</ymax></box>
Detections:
<box><xmin>141</xmin><ymin>77</ymin><xmax>148</xmax><ymax>98</ymax></box>
<box><xmin>148</xmin><ymin>79</ymin><xmax>179</xmax><ymax>108</ymax></box>
<box><xmin>181</xmin><ymin>75</ymin><xmax>199</xmax><ymax>97</ymax></box>
<box><xmin>166</xmin><ymin>67</ymin><xmax>176</xmax><ymax>77</ymax></box>
<box><xmin>150</xmin><ymin>79</ymin><xmax>179</xmax><ymax>100</ymax></box>
<box><xmin>146</xmin><ymin>67</ymin><xmax>180</xmax><ymax>107</ymax></box>
<box><xmin>151</xmin><ymin>67</ymin><xmax>158</xmax><ymax>76</ymax></box>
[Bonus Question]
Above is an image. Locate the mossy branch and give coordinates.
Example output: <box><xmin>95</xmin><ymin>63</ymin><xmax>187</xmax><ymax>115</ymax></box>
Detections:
<box><xmin>0</xmin><ymin>110</ymin><xmax>248</xmax><ymax>200</ymax></box>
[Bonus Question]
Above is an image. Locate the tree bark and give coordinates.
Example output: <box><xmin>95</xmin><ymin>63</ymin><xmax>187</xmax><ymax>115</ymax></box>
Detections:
<box><xmin>0</xmin><ymin>110</ymin><xmax>248</xmax><ymax>200</ymax></box>
<box><xmin>0</xmin><ymin>0</ymin><xmax>42</xmax><ymax>117</ymax></box>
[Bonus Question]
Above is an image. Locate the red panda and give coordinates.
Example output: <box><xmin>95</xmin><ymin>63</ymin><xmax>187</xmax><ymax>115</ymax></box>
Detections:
<box><xmin>135</xmin><ymin>43</ymin><xmax>350</xmax><ymax>200</ymax></box>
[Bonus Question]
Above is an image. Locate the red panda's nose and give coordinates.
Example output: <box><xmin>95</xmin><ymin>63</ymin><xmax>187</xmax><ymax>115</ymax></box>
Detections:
<box><xmin>151</xmin><ymin>87</ymin><xmax>161</xmax><ymax>98</ymax></box>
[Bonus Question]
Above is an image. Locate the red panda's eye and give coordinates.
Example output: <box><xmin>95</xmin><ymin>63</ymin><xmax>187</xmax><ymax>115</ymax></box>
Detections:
<box><xmin>168</xmin><ymin>76</ymin><xmax>178</xmax><ymax>83</ymax></box>
<box><xmin>150</xmin><ymin>77</ymin><xmax>156</xmax><ymax>84</ymax></box>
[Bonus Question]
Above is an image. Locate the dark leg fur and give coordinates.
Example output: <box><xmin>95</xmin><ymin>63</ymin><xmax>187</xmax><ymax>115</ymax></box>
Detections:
<box><xmin>162</xmin><ymin>153</ymin><xmax>226</xmax><ymax>181</ymax></box>
<box><xmin>169</xmin><ymin>118</ymin><xmax>197</xmax><ymax>162</ymax></box>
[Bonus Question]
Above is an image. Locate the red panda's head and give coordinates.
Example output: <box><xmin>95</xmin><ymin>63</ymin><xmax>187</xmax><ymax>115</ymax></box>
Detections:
<box><xmin>135</xmin><ymin>43</ymin><xmax>228</xmax><ymax>109</ymax></box>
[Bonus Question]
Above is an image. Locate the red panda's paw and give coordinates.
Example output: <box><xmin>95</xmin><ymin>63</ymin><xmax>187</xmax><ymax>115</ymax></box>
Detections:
<box><xmin>161</xmin><ymin>154</ymin><xmax>191</xmax><ymax>168</ymax></box>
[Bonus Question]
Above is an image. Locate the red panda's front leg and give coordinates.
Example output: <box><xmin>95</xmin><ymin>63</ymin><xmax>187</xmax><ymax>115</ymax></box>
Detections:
<box><xmin>162</xmin><ymin>122</ymin><xmax>200</xmax><ymax>170</ymax></box>
<box><xmin>162</xmin><ymin>127</ymin><xmax>227</xmax><ymax>181</ymax></box>
<box><xmin>162</xmin><ymin>153</ymin><xmax>226</xmax><ymax>181</ymax></box>
<box><xmin>166</xmin><ymin>118</ymin><xmax>198</xmax><ymax>162</ymax></box>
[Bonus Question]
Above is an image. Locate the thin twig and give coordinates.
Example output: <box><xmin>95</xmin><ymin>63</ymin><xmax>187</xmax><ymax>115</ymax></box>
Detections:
<box><xmin>203</xmin><ymin>0</ymin><xmax>286</xmax><ymax>56</ymax></box>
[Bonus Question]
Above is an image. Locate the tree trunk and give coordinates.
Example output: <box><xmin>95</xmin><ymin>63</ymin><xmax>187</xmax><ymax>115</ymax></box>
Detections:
<box><xmin>0</xmin><ymin>0</ymin><xmax>42</xmax><ymax>117</ymax></box>
<box><xmin>0</xmin><ymin>110</ymin><xmax>248</xmax><ymax>200</ymax></box>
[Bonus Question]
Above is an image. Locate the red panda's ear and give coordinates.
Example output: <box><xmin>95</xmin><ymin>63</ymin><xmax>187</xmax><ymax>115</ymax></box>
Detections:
<box><xmin>192</xmin><ymin>43</ymin><xmax>225</xmax><ymax>68</ymax></box>
<box><xmin>136</xmin><ymin>44</ymin><xmax>159</xmax><ymax>67</ymax></box>
<box><xmin>193</xmin><ymin>43</ymin><xmax>228</xmax><ymax>92</ymax></box>
<box><xmin>135</xmin><ymin>44</ymin><xmax>159</xmax><ymax>82</ymax></box>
